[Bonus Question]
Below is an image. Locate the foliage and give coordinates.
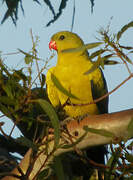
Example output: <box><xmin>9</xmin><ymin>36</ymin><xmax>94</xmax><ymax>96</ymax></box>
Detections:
<box><xmin>1</xmin><ymin>0</ymin><xmax>95</xmax><ymax>26</ymax></box>
<box><xmin>0</xmin><ymin>22</ymin><xmax>133</xmax><ymax>179</ymax></box>
<box><xmin>1</xmin><ymin>0</ymin><xmax>24</xmax><ymax>26</ymax></box>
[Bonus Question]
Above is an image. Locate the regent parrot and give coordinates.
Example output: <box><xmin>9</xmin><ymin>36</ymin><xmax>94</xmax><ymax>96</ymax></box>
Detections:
<box><xmin>46</xmin><ymin>31</ymin><xmax>108</xmax><ymax>179</ymax></box>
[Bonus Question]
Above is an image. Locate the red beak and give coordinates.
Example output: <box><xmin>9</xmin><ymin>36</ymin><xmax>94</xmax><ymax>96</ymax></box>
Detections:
<box><xmin>49</xmin><ymin>40</ymin><xmax>57</xmax><ymax>51</ymax></box>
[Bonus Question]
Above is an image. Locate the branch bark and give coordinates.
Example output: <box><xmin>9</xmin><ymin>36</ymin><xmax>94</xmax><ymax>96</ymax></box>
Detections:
<box><xmin>2</xmin><ymin>108</ymin><xmax>133</xmax><ymax>180</ymax></box>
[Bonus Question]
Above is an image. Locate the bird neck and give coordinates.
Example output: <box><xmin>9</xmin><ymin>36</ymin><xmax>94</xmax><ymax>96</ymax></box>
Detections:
<box><xmin>56</xmin><ymin>50</ymin><xmax>91</xmax><ymax>66</ymax></box>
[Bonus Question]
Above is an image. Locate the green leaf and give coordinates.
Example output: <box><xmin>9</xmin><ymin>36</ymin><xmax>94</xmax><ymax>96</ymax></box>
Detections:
<box><xmin>16</xmin><ymin>136</ymin><xmax>38</xmax><ymax>151</ymax></box>
<box><xmin>85</xmin><ymin>53</ymin><xmax>119</xmax><ymax>74</ymax></box>
<box><xmin>89</xmin><ymin>49</ymin><xmax>106</xmax><ymax>60</ymax></box>
<box><xmin>101</xmin><ymin>53</ymin><xmax>120</xmax><ymax>65</ymax></box>
<box><xmin>83</xmin><ymin>126</ymin><xmax>114</xmax><ymax>137</ymax></box>
<box><xmin>41</xmin><ymin>74</ymin><xmax>46</xmax><ymax>88</ymax></box>
<box><xmin>128</xmin><ymin>176</ymin><xmax>133</xmax><ymax>180</ymax></box>
<box><xmin>84</xmin><ymin>55</ymin><xmax>104</xmax><ymax>75</ymax></box>
<box><xmin>107</xmin><ymin>155</ymin><xmax>115</xmax><ymax>167</ymax></box>
<box><xmin>105</xmin><ymin>148</ymin><xmax>121</xmax><ymax>179</ymax></box>
<box><xmin>62</xmin><ymin>132</ymin><xmax>87</xmax><ymax>149</ymax></box>
<box><xmin>54</xmin><ymin>157</ymin><xmax>65</xmax><ymax>180</ymax></box>
<box><xmin>36</xmin><ymin>99</ymin><xmax>60</xmax><ymax>147</ymax></box>
<box><xmin>18</xmin><ymin>49</ymin><xmax>40</xmax><ymax>64</ymax></box>
<box><xmin>0</xmin><ymin>96</ymin><xmax>15</xmax><ymax>105</ymax></box>
<box><xmin>125</xmin><ymin>153</ymin><xmax>133</xmax><ymax>163</ymax></box>
<box><xmin>62</xmin><ymin>42</ymin><xmax>103</xmax><ymax>54</ymax></box>
<box><xmin>2</xmin><ymin>83</ymin><xmax>13</xmax><ymax>99</ymax></box>
<box><xmin>25</xmin><ymin>55</ymin><xmax>33</xmax><ymax>64</ymax></box>
<box><xmin>104</xmin><ymin>60</ymin><xmax>120</xmax><ymax>65</ymax></box>
<box><xmin>127</xmin><ymin>118</ymin><xmax>133</xmax><ymax>138</ymax></box>
<box><xmin>85</xmin><ymin>42</ymin><xmax>103</xmax><ymax>49</ymax></box>
<box><xmin>37</xmin><ymin>169</ymin><xmax>50</xmax><ymax>180</ymax></box>
<box><xmin>51</xmin><ymin>73</ymin><xmax>79</xmax><ymax>100</ymax></box>
<box><xmin>13</xmin><ymin>69</ymin><xmax>27</xmax><ymax>81</ymax></box>
<box><xmin>0</xmin><ymin>61</ymin><xmax>11</xmax><ymax>76</ymax></box>
<box><xmin>0</xmin><ymin>104</ymin><xmax>12</xmax><ymax>118</ymax></box>
<box><xmin>102</xmin><ymin>53</ymin><xmax>114</xmax><ymax>60</ymax></box>
<box><xmin>117</xmin><ymin>21</ymin><xmax>133</xmax><ymax>41</ymax></box>
<box><xmin>21</xmin><ymin>117</ymin><xmax>35</xmax><ymax>130</ymax></box>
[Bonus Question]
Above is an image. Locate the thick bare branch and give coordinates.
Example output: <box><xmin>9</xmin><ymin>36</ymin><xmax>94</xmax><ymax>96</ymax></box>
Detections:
<box><xmin>2</xmin><ymin>108</ymin><xmax>133</xmax><ymax>180</ymax></box>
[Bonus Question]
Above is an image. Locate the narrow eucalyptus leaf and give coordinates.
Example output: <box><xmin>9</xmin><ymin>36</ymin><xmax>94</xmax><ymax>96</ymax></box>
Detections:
<box><xmin>37</xmin><ymin>169</ymin><xmax>50</xmax><ymax>180</ymax></box>
<box><xmin>0</xmin><ymin>96</ymin><xmax>15</xmax><ymax>105</ymax></box>
<box><xmin>41</xmin><ymin>74</ymin><xmax>46</xmax><ymax>88</ymax></box>
<box><xmin>18</xmin><ymin>49</ymin><xmax>40</xmax><ymax>61</ymax></box>
<box><xmin>36</xmin><ymin>99</ymin><xmax>60</xmax><ymax>146</ymax></box>
<box><xmin>84</xmin><ymin>55</ymin><xmax>102</xmax><ymax>75</ymax></box>
<box><xmin>51</xmin><ymin>73</ymin><xmax>79</xmax><ymax>100</ymax></box>
<box><xmin>89</xmin><ymin>49</ymin><xmax>106</xmax><ymax>60</ymax></box>
<box><xmin>54</xmin><ymin>157</ymin><xmax>65</xmax><ymax>180</ymax></box>
<box><xmin>13</xmin><ymin>69</ymin><xmax>27</xmax><ymax>81</ymax></box>
<box><xmin>2</xmin><ymin>84</ymin><xmax>13</xmax><ymax>99</ymax></box>
<box><xmin>125</xmin><ymin>153</ymin><xmax>133</xmax><ymax>163</ymax></box>
<box><xmin>62</xmin><ymin>132</ymin><xmax>87</xmax><ymax>149</ymax></box>
<box><xmin>62</xmin><ymin>42</ymin><xmax>103</xmax><ymax>54</ymax></box>
<box><xmin>85</xmin><ymin>42</ymin><xmax>103</xmax><ymax>49</ymax></box>
<box><xmin>25</xmin><ymin>55</ymin><xmax>33</xmax><ymax>64</ymax></box>
<box><xmin>62</xmin><ymin>46</ymin><xmax>85</xmax><ymax>53</ymax></box>
<box><xmin>83</xmin><ymin>126</ymin><xmax>114</xmax><ymax>137</ymax></box>
<box><xmin>117</xmin><ymin>21</ymin><xmax>133</xmax><ymax>41</ymax></box>
<box><xmin>16</xmin><ymin>136</ymin><xmax>37</xmax><ymax>151</ymax></box>
<box><xmin>104</xmin><ymin>60</ymin><xmax>120</xmax><ymax>65</ymax></box>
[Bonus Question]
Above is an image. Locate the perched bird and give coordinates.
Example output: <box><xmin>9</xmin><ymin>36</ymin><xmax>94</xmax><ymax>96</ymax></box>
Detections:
<box><xmin>46</xmin><ymin>31</ymin><xmax>108</xmax><ymax>179</ymax></box>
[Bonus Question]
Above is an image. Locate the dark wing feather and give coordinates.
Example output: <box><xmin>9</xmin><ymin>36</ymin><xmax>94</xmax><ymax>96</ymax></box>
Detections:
<box><xmin>91</xmin><ymin>68</ymin><xmax>108</xmax><ymax>114</ymax></box>
<box><xmin>87</xmin><ymin>68</ymin><xmax>108</xmax><ymax>179</ymax></box>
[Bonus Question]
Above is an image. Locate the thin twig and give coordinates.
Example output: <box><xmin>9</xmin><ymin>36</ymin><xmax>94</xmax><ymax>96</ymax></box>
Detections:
<box><xmin>112</xmin><ymin>44</ymin><xmax>132</xmax><ymax>74</ymax></box>
<box><xmin>2</xmin><ymin>52</ymin><xmax>20</xmax><ymax>56</ymax></box>
<box><xmin>9</xmin><ymin>123</ymin><xmax>16</xmax><ymax>137</ymax></box>
<box><xmin>30</xmin><ymin>29</ymin><xmax>42</xmax><ymax>85</ymax></box>
<box><xmin>93</xmin><ymin>74</ymin><xmax>133</xmax><ymax>104</ymax></box>
<box><xmin>0</xmin><ymin>114</ymin><xmax>5</xmax><ymax>118</ymax></box>
<box><xmin>32</xmin><ymin>148</ymin><xmax>56</xmax><ymax>180</ymax></box>
<box><xmin>0</xmin><ymin>124</ymin><xmax>8</xmax><ymax>138</ymax></box>
<box><xmin>29</xmin><ymin>54</ymin><xmax>54</xmax><ymax>89</ymax></box>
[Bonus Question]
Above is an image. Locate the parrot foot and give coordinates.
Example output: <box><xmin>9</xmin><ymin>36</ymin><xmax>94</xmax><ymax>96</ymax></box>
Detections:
<box><xmin>60</xmin><ymin>116</ymin><xmax>75</xmax><ymax>127</ymax></box>
<box><xmin>76</xmin><ymin>113</ymin><xmax>89</xmax><ymax>122</ymax></box>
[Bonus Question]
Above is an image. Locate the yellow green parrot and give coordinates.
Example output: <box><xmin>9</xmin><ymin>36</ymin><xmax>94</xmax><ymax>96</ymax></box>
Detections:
<box><xmin>46</xmin><ymin>31</ymin><xmax>108</xmax><ymax>179</ymax></box>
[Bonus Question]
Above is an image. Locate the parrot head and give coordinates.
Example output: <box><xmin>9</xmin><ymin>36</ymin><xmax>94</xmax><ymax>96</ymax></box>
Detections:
<box><xmin>49</xmin><ymin>31</ymin><xmax>84</xmax><ymax>53</ymax></box>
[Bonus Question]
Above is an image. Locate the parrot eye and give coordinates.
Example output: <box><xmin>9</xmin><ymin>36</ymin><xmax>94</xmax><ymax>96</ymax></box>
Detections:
<box><xmin>59</xmin><ymin>35</ymin><xmax>65</xmax><ymax>40</ymax></box>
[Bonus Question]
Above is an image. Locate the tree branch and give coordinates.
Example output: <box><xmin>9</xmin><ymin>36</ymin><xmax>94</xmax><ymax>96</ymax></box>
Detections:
<box><xmin>2</xmin><ymin>108</ymin><xmax>133</xmax><ymax>180</ymax></box>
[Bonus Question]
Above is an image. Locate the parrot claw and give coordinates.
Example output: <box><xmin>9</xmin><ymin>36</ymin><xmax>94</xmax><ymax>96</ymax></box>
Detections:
<box><xmin>60</xmin><ymin>116</ymin><xmax>75</xmax><ymax>127</ymax></box>
<box><xmin>76</xmin><ymin>113</ymin><xmax>89</xmax><ymax>122</ymax></box>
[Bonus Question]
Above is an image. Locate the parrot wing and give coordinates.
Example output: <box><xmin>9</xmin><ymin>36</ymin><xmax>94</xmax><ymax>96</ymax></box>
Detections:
<box><xmin>91</xmin><ymin>68</ymin><xmax>108</xmax><ymax>114</ymax></box>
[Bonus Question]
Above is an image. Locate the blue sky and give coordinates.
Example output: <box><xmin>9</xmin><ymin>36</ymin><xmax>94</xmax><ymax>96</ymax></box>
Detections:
<box><xmin>0</xmin><ymin>0</ymin><xmax>133</xmax><ymax>136</ymax></box>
